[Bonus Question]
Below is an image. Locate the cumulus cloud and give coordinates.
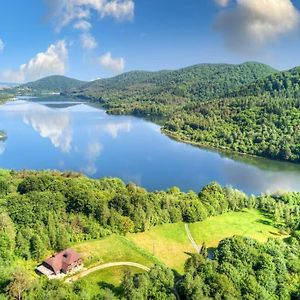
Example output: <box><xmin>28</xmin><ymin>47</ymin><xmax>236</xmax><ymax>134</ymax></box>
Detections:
<box><xmin>46</xmin><ymin>0</ymin><xmax>134</xmax><ymax>53</ymax></box>
<box><xmin>80</xmin><ymin>32</ymin><xmax>98</xmax><ymax>49</ymax></box>
<box><xmin>99</xmin><ymin>52</ymin><xmax>125</xmax><ymax>73</ymax></box>
<box><xmin>0</xmin><ymin>39</ymin><xmax>4</xmax><ymax>52</ymax></box>
<box><xmin>74</xmin><ymin>20</ymin><xmax>92</xmax><ymax>31</ymax></box>
<box><xmin>215</xmin><ymin>0</ymin><xmax>230</xmax><ymax>7</ymax></box>
<box><xmin>47</xmin><ymin>0</ymin><xmax>135</xmax><ymax>31</ymax></box>
<box><xmin>2</xmin><ymin>40</ymin><xmax>68</xmax><ymax>83</ymax></box>
<box><xmin>214</xmin><ymin>0</ymin><xmax>300</xmax><ymax>54</ymax></box>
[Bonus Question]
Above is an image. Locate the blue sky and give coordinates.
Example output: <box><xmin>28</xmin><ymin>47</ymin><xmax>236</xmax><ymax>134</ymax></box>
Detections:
<box><xmin>0</xmin><ymin>0</ymin><xmax>300</xmax><ymax>82</ymax></box>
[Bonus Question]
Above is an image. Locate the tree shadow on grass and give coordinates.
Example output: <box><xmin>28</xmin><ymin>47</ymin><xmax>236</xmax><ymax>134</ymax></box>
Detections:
<box><xmin>257</xmin><ymin>219</ymin><xmax>272</xmax><ymax>226</ymax></box>
<box><xmin>184</xmin><ymin>247</ymin><xmax>216</xmax><ymax>260</ymax></box>
<box><xmin>98</xmin><ymin>281</ymin><xmax>124</xmax><ymax>297</ymax></box>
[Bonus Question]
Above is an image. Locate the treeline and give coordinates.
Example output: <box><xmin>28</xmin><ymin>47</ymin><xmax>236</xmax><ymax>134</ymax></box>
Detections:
<box><xmin>1</xmin><ymin>171</ymin><xmax>300</xmax><ymax>298</ymax></box>
<box><xmin>1</xmin><ymin>170</ymin><xmax>300</xmax><ymax>263</ymax></box>
<box><xmin>70</xmin><ymin>62</ymin><xmax>275</xmax><ymax>104</ymax></box>
<box><xmin>0</xmin><ymin>92</ymin><xmax>13</xmax><ymax>103</ymax></box>
<box><xmin>232</xmin><ymin>66</ymin><xmax>300</xmax><ymax>99</ymax></box>
<box><xmin>67</xmin><ymin>62</ymin><xmax>300</xmax><ymax>165</ymax></box>
<box><xmin>122</xmin><ymin>234</ymin><xmax>300</xmax><ymax>300</ymax></box>
<box><xmin>102</xmin><ymin>95</ymin><xmax>300</xmax><ymax>163</ymax></box>
<box><xmin>164</xmin><ymin>96</ymin><xmax>300</xmax><ymax>163</ymax></box>
<box><xmin>0</xmin><ymin>171</ymin><xmax>251</xmax><ymax>263</ymax></box>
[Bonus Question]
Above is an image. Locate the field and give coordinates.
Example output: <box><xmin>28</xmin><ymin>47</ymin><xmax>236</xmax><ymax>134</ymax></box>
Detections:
<box><xmin>78</xmin><ymin>266</ymin><xmax>146</xmax><ymax>298</ymax></box>
<box><xmin>189</xmin><ymin>209</ymin><xmax>283</xmax><ymax>248</ymax></box>
<box><xmin>127</xmin><ymin>209</ymin><xmax>284</xmax><ymax>273</ymax></box>
<box><xmin>73</xmin><ymin>209</ymin><xmax>284</xmax><ymax>288</ymax></box>
<box><xmin>127</xmin><ymin>222</ymin><xmax>194</xmax><ymax>273</ymax></box>
<box><xmin>73</xmin><ymin>235</ymin><xmax>160</xmax><ymax>268</ymax></box>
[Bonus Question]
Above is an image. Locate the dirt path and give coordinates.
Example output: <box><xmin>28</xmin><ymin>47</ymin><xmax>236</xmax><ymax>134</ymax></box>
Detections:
<box><xmin>66</xmin><ymin>262</ymin><xmax>150</xmax><ymax>282</ymax></box>
<box><xmin>184</xmin><ymin>223</ymin><xmax>200</xmax><ymax>253</ymax></box>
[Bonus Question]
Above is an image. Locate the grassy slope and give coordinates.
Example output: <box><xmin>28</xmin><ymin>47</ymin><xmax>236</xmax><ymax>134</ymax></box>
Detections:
<box><xmin>78</xmin><ymin>266</ymin><xmax>145</xmax><ymax>298</ymax></box>
<box><xmin>127</xmin><ymin>209</ymin><xmax>283</xmax><ymax>273</ymax></box>
<box><xmin>73</xmin><ymin>235</ymin><xmax>160</xmax><ymax>268</ymax></box>
<box><xmin>127</xmin><ymin>222</ymin><xmax>194</xmax><ymax>273</ymax></box>
<box><xmin>189</xmin><ymin>209</ymin><xmax>283</xmax><ymax>248</ymax></box>
<box><xmin>74</xmin><ymin>210</ymin><xmax>284</xmax><ymax>289</ymax></box>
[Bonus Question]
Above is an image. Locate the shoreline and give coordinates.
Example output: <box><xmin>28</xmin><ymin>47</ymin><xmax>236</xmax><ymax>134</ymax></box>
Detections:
<box><xmin>161</xmin><ymin>128</ymin><xmax>300</xmax><ymax>166</ymax></box>
<box><xmin>7</xmin><ymin>95</ymin><xmax>300</xmax><ymax>167</ymax></box>
<box><xmin>85</xmin><ymin>98</ymin><xmax>300</xmax><ymax>167</ymax></box>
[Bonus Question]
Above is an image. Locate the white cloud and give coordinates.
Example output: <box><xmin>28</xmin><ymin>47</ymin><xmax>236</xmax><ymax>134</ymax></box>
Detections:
<box><xmin>99</xmin><ymin>52</ymin><xmax>125</xmax><ymax>73</ymax></box>
<box><xmin>2</xmin><ymin>40</ymin><xmax>68</xmax><ymax>83</ymax></box>
<box><xmin>47</xmin><ymin>0</ymin><xmax>135</xmax><ymax>31</ymax></box>
<box><xmin>74</xmin><ymin>20</ymin><xmax>92</xmax><ymax>31</ymax></box>
<box><xmin>80</xmin><ymin>32</ymin><xmax>98</xmax><ymax>49</ymax></box>
<box><xmin>215</xmin><ymin>0</ymin><xmax>300</xmax><ymax>54</ymax></box>
<box><xmin>0</xmin><ymin>39</ymin><xmax>4</xmax><ymax>52</ymax></box>
<box><xmin>100</xmin><ymin>0</ymin><xmax>135</xmax><ymax>20</ymax></box>
<box><xmin>215</xmin><ymin>0</ymin><xmax>230</xmax><ymax>7</ymax></box>
<box><xmin>46</xmin><ymin>1</ymin><xmax>134</xmax><ymax>58</ymax></box>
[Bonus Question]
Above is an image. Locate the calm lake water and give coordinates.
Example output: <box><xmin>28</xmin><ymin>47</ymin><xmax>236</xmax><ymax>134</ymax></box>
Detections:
<box><xmin>1</xmin><ymin>97</ymin><xmax>300</xmax><ymax>194</ymax></box>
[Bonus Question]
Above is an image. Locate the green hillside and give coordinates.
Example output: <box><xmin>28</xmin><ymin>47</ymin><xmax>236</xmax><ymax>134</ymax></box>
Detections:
<box><xmin>164</xmin><ymin>96</ymin><xmax>300</xmax><ymax>162</ymax></box>
<box><xmin>0</xmin><ymin>170</ymin><xmax>299</xmax><ymax>299</ymax></box>
<box><xmin>71</xmin><ymin>62</ymin><xmax>276</xmax><ymax>104</ymax></box>
<box><xmin>232</xmin><ymin>66</ymin><xmax>300</xmax><ymax>98</ymax></box>
<box><xmin>15</xmin><ymin>75</ymin><xmax>87</xmax><ymax>94</ymax></box>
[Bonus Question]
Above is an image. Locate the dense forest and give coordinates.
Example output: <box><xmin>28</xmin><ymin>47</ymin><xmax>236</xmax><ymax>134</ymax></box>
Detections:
<box><xmin>69</xmin><ymin>62</ymin><xmax>276</xmax><ymax>104</ymax></box>
<box><xmin>11</xmin><ymin>61</ymin><xmax>300</xmax><ymax>164</ymax></box>
<box><xmin>13</xmin><ymin>76</ymin><xmax>87</xmax><ymax>95</ymax></box>
<box><xmin>1</xmin><ymin>170</ymin><xmax>300</xmax><ymax>299</ymax></box>
<box><xmin>15</xmin><ymin>61</ymin><xmax>300</xmax><ymax>163</ymax></box>
<box><xmin>65</xmin><ymin>62</ymin><xmax>300</xmax><ymax>164</ymax></box>
<box><xmin>163</xmin><ymin>96</ymin><xmax>300</xmax><ymax>162</ymax></box>
<box><xmin>0</xmin><ymin>93</ymin><xmax>13</xmax><ymax>103</ymax></box>
<box><xmin>232</xmin><ymin>67</ymin><xmax>300</xmax><ymax>99</ymax></box>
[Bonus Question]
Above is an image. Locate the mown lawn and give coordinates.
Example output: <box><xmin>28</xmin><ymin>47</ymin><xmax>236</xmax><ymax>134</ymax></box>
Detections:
<box><xmin>78</xmin><ymin>266</ymin><xmax>145</xmax><ymax>298</ymax></box>
<box><xmin>189</xmin><ymin>209</ymin><xmax>284</xmax><ymax>248</ymax></box>
<box><xmin>127</xmin><ymin>222</ymin><xmax>193</xmax><ymax>274</ymax></box>
<box><xmin>73</xmin><ymin>234</ymin><xmax>159</xmax><ymax>268</ymax></box>
<box><xmin>127</xmin><ymin>209</ymin><xmax>284</xmax><ymax>273</ymax></box>
<box><xmin>72</xmin><ymin>209</ymin><xmax>284</xmax><ymax>282</ymax></box>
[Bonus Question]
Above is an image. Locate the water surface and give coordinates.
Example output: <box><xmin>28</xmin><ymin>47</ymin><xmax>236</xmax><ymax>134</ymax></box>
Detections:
<box><xmin>1</xmin><ymin>97</ymin><xmax>300</xmax><ymax>194</ymax></box>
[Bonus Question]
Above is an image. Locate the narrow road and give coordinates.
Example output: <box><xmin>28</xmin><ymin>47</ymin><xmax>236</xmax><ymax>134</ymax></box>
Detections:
<box><xmin>66</xmin><ymin>262</ymin><xmax>150</xmax><ymax>282</ymax></box>
<box><xmin>184</xmin><ymin>223</ymin><xmax>200</xmax><ymax>253</ymax></box>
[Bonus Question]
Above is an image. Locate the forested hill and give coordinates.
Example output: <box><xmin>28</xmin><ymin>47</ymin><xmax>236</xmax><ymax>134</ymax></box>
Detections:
<box><xmin>70</xmin><ymin>62</ymin><xmax>276</xmax><ymax>103</ymax></box>
<box><xmin>15</xmin><ymin>75</ymin><xmax>87</xmax><ymax>94</ymax></box>
<box><xmin>232</xmin><ymin>66</ymin><xmax>300</xmax><ymax>98</ymax></box>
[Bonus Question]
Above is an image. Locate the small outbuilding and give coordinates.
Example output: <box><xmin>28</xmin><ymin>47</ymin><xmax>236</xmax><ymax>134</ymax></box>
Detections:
<box><xmin>36</xmin><ymin>249</ymin><xmax>83</xmax><ymax>279</ymax></box>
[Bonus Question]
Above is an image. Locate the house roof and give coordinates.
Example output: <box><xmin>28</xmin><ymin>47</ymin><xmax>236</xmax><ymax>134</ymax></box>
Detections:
<box><xmin>44</xmin><ymin>249</ymin><xmax>81</xmax><ymax>274</ymax></box>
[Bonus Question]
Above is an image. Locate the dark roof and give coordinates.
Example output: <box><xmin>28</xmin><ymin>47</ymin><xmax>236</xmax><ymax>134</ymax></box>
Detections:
<box><xmin>44</xmin><ymin>249</ymin><xmax>81</xmax><ymax>274</ymax></box>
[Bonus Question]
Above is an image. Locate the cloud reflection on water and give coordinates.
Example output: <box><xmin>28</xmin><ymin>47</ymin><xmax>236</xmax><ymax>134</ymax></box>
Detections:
<box><xmin>0</xmin><ymin>101</ymin><xmax>72</xmax><ymax>153</ymax></box>
<box><xmin>0</xmin><ymin>142</ymin><xmax>5</xmax><ymax>155</ymax></box>
<box><xmin>2</xmin><ymin>100</ymin><xmax>300</xmax><ymax>194</ymax></box>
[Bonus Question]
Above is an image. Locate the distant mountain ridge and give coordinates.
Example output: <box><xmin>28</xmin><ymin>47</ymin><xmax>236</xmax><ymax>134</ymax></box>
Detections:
<box><xmin>0</xmin><ymin>82</ymin><xmax>18</xmax><ymax>89</ymax></box>
<box><xmin>15</xmin><ymin>75</ymin><xmax>87</xmax><ymax>94</ymax></box>
<box><xmin>11</xmin><ymin>62</ymin><xmax>277</xmax><ymax>101</ymax></box>
<box><xmin>70</xmin><ymin>62</ymin><xmax>277</xmax><ymax>103</ymax></box>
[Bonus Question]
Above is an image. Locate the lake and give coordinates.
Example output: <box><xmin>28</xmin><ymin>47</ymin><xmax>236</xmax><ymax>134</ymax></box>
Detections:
<box><xmin>1</xmin><ymin>97</ymin><xmax>300</xmax><ymax>194</ymax></box>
